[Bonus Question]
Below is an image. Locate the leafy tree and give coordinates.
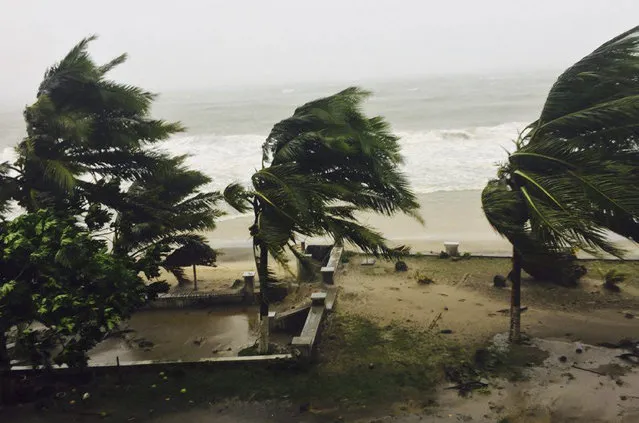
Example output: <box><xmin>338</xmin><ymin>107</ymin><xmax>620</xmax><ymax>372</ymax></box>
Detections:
<box><xmin>482</xmin><ymin>27</ymin><xmax>639</xmax><ymax>342</ymax></box>
<box><xmin>0</xmin><ymin>36</ymin><xmax>222</xmax><ymax>285</ymax></box>
<box><xmin>112</xmin><ymin>155</ymin><xmax>222</xmax><ymax>284</ymax></box>
<box><xmin>225</xmin><ymin>87</ymin><xmax>421</xmax><ymax>352</ymax></box>
<box><xmin>2</xmin><ymin>36</ymin><xmax>182</xmax><ymax>216</ymax></box>
<box><xmin>0</xmin><ymin>211</ymin><xmax>161</xmax><ymax>376</ymax></box>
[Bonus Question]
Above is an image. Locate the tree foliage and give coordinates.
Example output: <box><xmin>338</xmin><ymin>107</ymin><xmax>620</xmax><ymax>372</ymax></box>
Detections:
<box><xmin>0</xmin><ymin>36</ymin><xmax>221</xmax><ymax>281</ymax></box>
<box><xmin>482</xmin><ymin>27</ymin><xmax>639</xmax><ymax>341</ymax></box>
<box><xmin>225</xmin><ymin>87</ymin><xmax>421</xmax><ymax>272</ymax></box>
<box><xmin>0</xmin><ymin>37</ymin><xmax>222</xmax><ymax>372</ymax></box>
<box><xmin>482</xmin><ymin>27</ymin><xmax>639</xmax><ymax>259</ymax></box>
<box><xmin>6</xmin><ymin>36</ymin><xmax>182</xmax><ymax>215</ymax></box>
<box><xmin>112</xmin><ymin>155</ymin><xmax>223</xmax><ymax>280</ymax></box>
<box><xmin>0</xmin><ymin>211</ymin><xmax>157</xmax><ymax>368</ymax></box>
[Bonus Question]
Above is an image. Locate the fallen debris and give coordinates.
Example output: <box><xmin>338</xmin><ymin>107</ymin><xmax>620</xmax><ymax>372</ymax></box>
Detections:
<box><xmin>445</xmin><ymin>380</ymin><xmax>488</xmax><ymax>395</ymax></box>
<box><xmin>493</xmin><ymin>275</ymin><xmax>507</xmax><ymax>288</ymax></box>
<box><xmin>571</xmin><ymin>364</ymin><xmax>606</xmax><ymax>376</ymax></box>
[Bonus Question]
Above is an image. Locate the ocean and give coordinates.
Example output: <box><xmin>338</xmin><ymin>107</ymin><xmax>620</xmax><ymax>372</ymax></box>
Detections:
<box><xmin>1</xmin><ymin>72</ymin><xmax>555</xmax><ymax>195</ymax></box>
<box><xmin>148</xmin><ymin>72</ymin><xmax>555</xmax><ymax>194</ymax></box>
<box><xmin>4</xmin><ymin>71</ymin><xmax>586</xmax><ymax>255</ymax></box>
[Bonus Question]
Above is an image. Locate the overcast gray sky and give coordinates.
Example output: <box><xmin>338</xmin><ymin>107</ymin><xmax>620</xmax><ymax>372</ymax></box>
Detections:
<box><xmin>1</xmin><ymin>0</ymin><xmax>638</xmax><ymax>106</ymax></box>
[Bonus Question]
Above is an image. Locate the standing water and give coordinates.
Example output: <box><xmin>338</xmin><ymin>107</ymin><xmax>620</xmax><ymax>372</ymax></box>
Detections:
<box><xmin>89</xmin><ymin>306</ymin><xmax>259</xmax><ymax>364</ymax></box>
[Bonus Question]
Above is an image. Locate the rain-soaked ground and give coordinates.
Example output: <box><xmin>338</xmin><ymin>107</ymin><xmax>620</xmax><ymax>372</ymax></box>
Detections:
<box><xmin>134</xmin><ymin>338</ymin><xmax>639</xmax><ymax>423</ymax></box>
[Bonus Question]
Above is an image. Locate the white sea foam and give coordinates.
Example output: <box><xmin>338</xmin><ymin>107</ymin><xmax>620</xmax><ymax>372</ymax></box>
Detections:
<box><xmin>398</xmin><ymin>121</ymin><xmax>524</xmax><ymax>193</ymax></box>
<box><xmin>0</xmin><ymin>121</ymin><xmax>524</xmax><ymax>200</ymax></box>
<box><xmin>157</xmin><ymin>121</ymin><xmax>525</xmax><ymax>195</ymax></box>
<box><xmin>2</xmin><ymin>146</ymin><xmax>15</xmax><ymax>163</ymax></box>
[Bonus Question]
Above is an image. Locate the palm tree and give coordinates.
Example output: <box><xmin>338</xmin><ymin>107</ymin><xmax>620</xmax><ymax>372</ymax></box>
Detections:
<box><xmin>0</xmin><ymin>37</ymin><xmax>223</xmax><ymax>279</ymax></box>
<box><xmin>225</xmin><ymin>87</ymin><xmax>421</xmax><ymax>353</ymax></box>
<box><xmin>482</xmin><ymin>27</ymin><xmax>639</xmax><ymax>343</ymax></box>
<box><xmin>6</xmin><ymin>36</ymin><xmax>182</xmax><ymax>214</ymax></box>
<box><xmin>112</xmin><ymin>155</ymin><xmax>222</xmax><ymax>284</ymax></box>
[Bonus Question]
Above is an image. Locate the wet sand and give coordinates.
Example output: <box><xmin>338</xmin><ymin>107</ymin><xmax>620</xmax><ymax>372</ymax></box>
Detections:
<box><xmin>208</xmin><ymin>190</ymin><xmax>511</xmax><ymax>254</ymax></box>
<box><xmin>208</xmin><ymin>189</ymin><xmax>639</xmax><ymax>259</ymax></box>
<box><xmin>160</xmin><ymin>189</ymin><xmax>638</xmax><ymax>292</ymax></box>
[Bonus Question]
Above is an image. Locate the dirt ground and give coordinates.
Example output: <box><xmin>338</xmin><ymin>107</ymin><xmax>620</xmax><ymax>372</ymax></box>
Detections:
<box><xmin>337</xmin><ymin>255</ymin><xmax>639</xmax><ymax>345</ymax></box>
<box><xmin>159</xmin><ymin>247</ymin><xmax>292</xmax><ymax>292</ymax></box>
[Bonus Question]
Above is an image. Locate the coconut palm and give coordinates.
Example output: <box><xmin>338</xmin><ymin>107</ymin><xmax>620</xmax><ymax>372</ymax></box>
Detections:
<box><xmin>482</xmin><ymin>27</ymin><xmax>639</xmax><ymax>342</ymax></box>
<box><xmin>112</xmin><ymin>155</ymin><xmax>222</xmax><ymax>284</ymax></box>
<box><xmin>7</xmin><ymin>35</ymin><xmax>182</xmax><ymax>214</ymax></box>
<box><xmin>225</xmin><ymin>87</ymin><xmax>421</xmax><ymax>353</ymax></box>
<box><xmin>0</xmin><ymin>37</ymin><xmax>223</xmax><ymax>278</ymax></box>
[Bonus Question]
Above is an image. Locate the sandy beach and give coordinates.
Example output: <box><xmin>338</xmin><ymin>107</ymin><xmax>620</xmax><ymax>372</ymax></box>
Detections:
<box><xmin>207</xmin><ymin>190</ymin><xmax>509</xmax><ymax>254</ymax></box>
<box><xmin>206</xmin><ymin>190</ymin><xmax>639</xmax><ymax>274</ymax></box>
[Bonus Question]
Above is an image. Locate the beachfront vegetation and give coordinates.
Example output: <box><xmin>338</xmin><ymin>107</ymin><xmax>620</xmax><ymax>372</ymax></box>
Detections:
<box><xmin>224</xmin><ymin>87</ymin><xmax>421</xmax><ymax>352</ymax></box>
<box><xmin>0</xmin><ymin>211</ymin><xmax>157</xmax><ymax>371</ymax></box>
<box><xmin>111</xmin><ymin>154</ymin><xmax>222</xmax><ymax>284</ymax></box>
<box><xmin>482</xmin><ymin>26</ymin><xmax>639</xmax><ymax>342</ymax></box>
<box><xmin>0</xmin><ymin>37</ymin><xmax>221</xmax><ymax>393</ymax></box>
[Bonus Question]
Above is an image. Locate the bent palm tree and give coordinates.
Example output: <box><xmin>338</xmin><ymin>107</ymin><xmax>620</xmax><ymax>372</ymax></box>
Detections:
<box><xmin>8</xmin><ymin>36</ymin><xmax>182</xmax><ymax>214</ymax></box>
<box><xmin>112</xmin><ymin>155</ymin><xmax>223</xmax><ymax>283</ymax></box>
<box><xmin>225</xmin><ymin>87</ymin><xmax>421</xmax><ymax>353</ymax></box>
<box><xmin>482</xmin><ymin>27</ymin><xmax>639</xmax><ymax>342</ymax></box>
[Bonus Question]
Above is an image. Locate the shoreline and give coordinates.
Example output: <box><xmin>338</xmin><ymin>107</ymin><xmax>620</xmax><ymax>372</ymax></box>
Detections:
<box><xmin>210</xmin><ymin>189</ymin><xmax>639</xmax><ymax>263</ymax></box>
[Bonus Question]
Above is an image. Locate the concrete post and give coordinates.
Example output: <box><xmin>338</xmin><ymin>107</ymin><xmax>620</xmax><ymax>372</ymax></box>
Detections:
<box><xmin>311</xmin><ymin>292</ymin><xmax>327</xmax><ymax>305</ymax></box>
<box><xmin>444</xmin><ymin>242</ymin><xmax>460</xmax><ymax>257</ymax></box>
<box><xmin>320</xmin><ymin>267</ymin><xmax>335</xmax><ymax>284</ymax></box>
<box><xmin>268</xmin><ymin>311</ymin><xmax>277</xmax><ymax>332</ymax></box>
<box><xmin>242</xmin><ymin>271</ymin><xmax>255</xmax><ymax>295</ymax></box>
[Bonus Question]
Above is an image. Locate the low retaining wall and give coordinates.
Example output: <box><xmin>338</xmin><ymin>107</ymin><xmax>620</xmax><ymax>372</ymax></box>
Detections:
<box><xmin>148</xmin><ymin>290</ymin><xmax>246</xmax><ymax>309</ymax></box>
<box><xmin>147</xmin><ymin>272</ymin><xmax>257</xmax><ymax>309</ymax></box>
<box><xmin>273</xmin><ymin>304</ymin><xmax>311</xmax><ymax>332</ymax></box>
<box><xmin>10</xmin><ymin>354</ymin><xmax>296</xmax><ymax>376</ymax></box>
<box><xmin>291</xmin><ymin>290</ymin><xmax>336</xmax><ymax>358</ymax></box>
<box><xmin>321</xmin><ymin>246</ymin><xmax>344</xmax><ymax>285</ymax></box>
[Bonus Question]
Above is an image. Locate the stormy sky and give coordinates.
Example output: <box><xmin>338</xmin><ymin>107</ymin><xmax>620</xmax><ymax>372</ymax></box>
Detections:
<box><xmin>1</xmin><ymin>0</ymin><xmax>638</xmax><ymax>107</ymax></box>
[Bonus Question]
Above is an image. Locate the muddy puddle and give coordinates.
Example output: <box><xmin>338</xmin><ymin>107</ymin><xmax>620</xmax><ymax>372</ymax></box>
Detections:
<box><xmin>89</xmin><ymin>306</ymin><xmax>260</xmax><ymax>364</ymax></box>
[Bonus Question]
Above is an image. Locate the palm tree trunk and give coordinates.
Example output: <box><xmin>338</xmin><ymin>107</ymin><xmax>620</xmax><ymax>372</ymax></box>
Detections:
<box><xmin>192</xmin><ymin>264</ymin><xmax>197</xmax><ymax>291</ymax></box>
<box><xmin>509</xmin><ymin>247</ymin><xmax>522</xmax><ymax>343</ymax></box>
<box><xmin>256</xmin><ymin>241</ymin><xmax>270</xmax><ymax>354</ymax></box>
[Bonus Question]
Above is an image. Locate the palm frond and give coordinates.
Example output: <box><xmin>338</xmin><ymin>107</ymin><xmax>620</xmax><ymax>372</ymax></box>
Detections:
<box><xmin>44</xmin><ymin>160</ymin><xmax>76</xmax><ymax>192</ymax></box>
<box><xmin>98</xmin><ymin>53</ymin><xmax>128</xmax><ymax>75</ymax></box>
<box><xmin>223</xmin><ymin>182</ymin><xmax>253</xmax><ymax>213</ymax></box>
<box><xmin>484</xmin><ymin>27</ymin><xmax>639</xmax><ymax>259</ymax></box>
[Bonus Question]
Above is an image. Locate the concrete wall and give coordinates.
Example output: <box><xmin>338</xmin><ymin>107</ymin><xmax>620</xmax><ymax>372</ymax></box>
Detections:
<box><xmin>147</xmin><ymin>291</ymin><xmax>246</xmax><ymax>309</ymax></box>
<box><xmin>320</xmin><ymin>245</ymin><xmax>344</xmax><ymax>285</ymax></box>
<box><xmin>10</xmin><ymin>353</ymin><xmax>296</xmax><ymax>375</ymax></box>
<box><xmin>147</xmin><ymin>272</ymin><xmax>257</xmax><ymax>309</ymax></box>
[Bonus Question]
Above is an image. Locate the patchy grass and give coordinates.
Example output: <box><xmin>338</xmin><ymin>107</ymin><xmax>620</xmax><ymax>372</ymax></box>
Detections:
<box><xmin>314</xmin><ymin>313</ymin><xmax>468</xmax><ymax>403</ymax></box>
<box><xmin>7</xmin><ymin>313</ymin><xmax>471</xmax><ymax>421</ymax></box>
